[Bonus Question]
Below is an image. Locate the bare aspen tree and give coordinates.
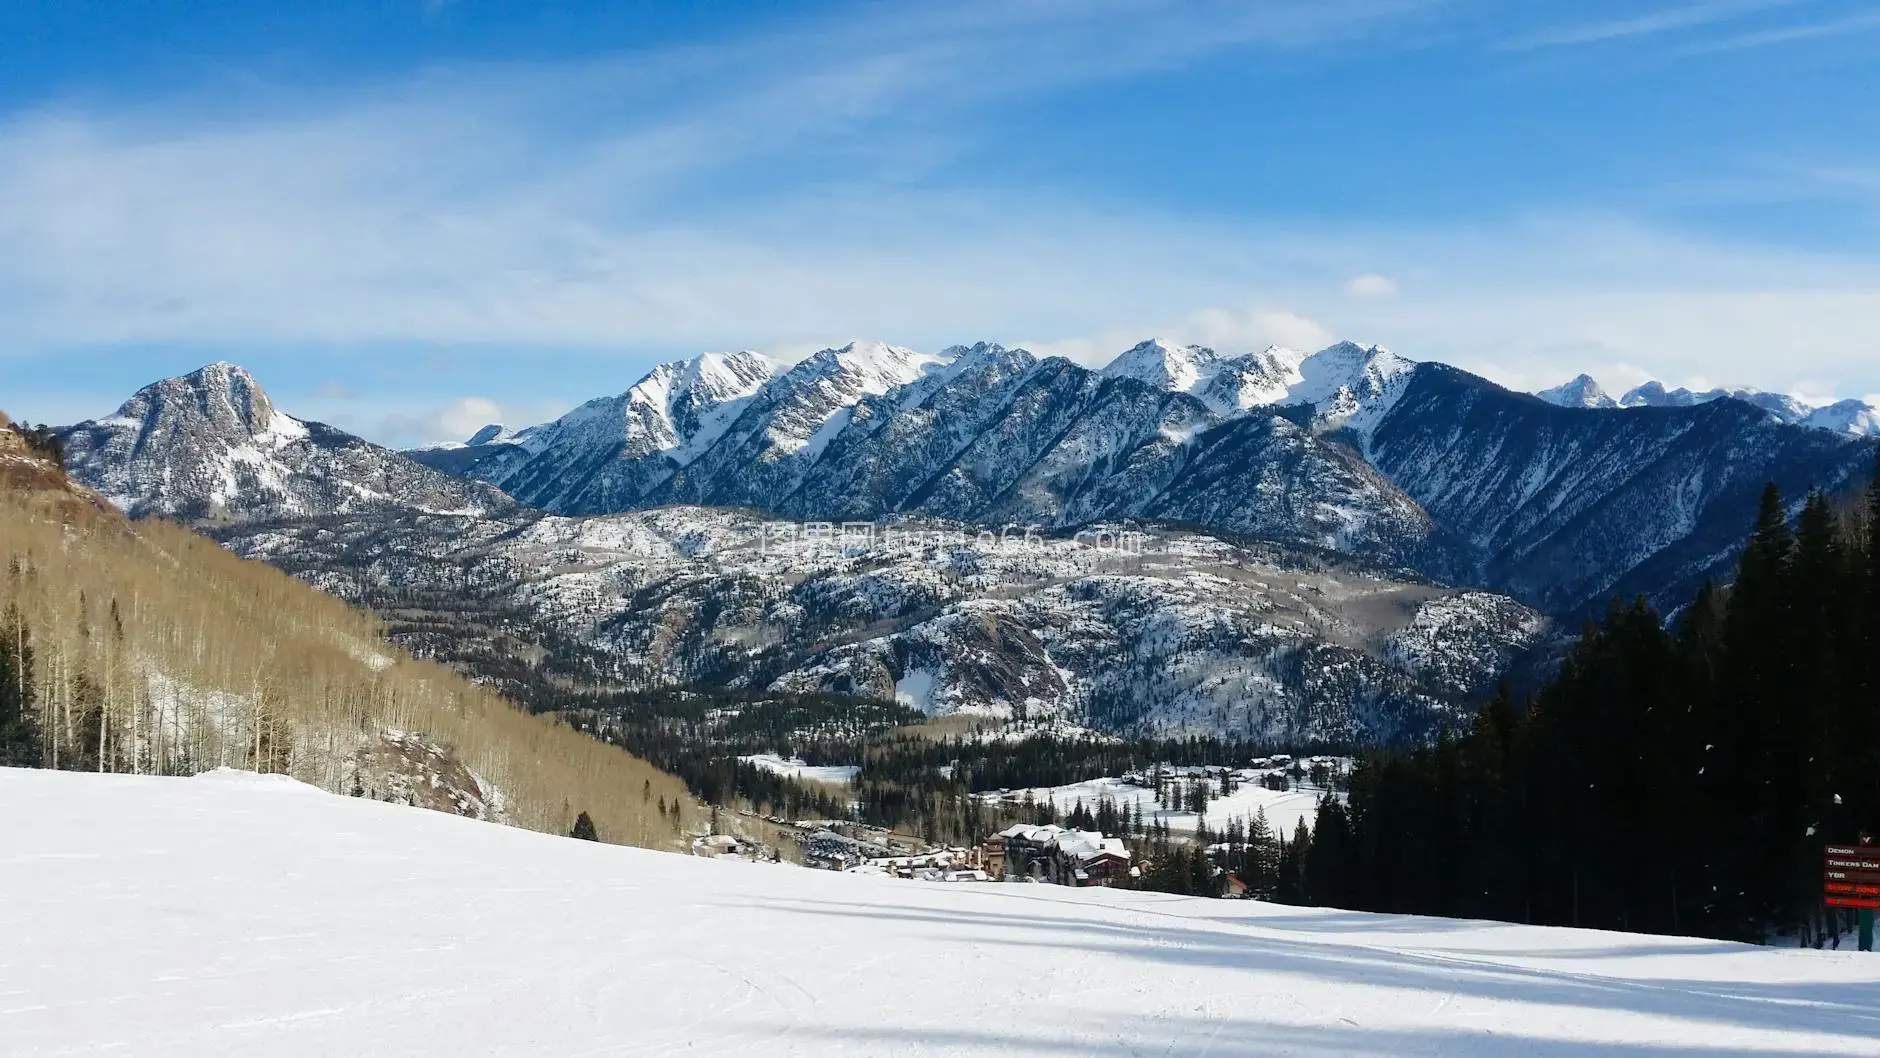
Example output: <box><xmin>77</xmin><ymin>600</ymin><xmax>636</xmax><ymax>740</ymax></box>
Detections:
<box><xmin>0</xmin><ymin>481</ymin><xmax>688</xmax><ymax>846</ymax></box>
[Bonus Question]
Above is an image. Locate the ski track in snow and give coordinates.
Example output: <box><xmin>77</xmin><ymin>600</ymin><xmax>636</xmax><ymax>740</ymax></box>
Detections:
<box><xmin>5</xmin><ymin>767</ymin><xmax>1879</xmax><ymax>1057</ymax></box>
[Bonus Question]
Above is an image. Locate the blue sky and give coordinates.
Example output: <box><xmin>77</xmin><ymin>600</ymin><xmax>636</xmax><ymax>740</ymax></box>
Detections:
<box><xmin>4</xmin><ymin>0</ymin><xmax>1879</xmax><ymax>444</ymax></box>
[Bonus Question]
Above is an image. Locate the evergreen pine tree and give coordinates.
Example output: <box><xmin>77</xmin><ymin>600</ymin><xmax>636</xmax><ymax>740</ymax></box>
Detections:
<box><xmin>570</xmin><ymin>810</ymin><xmax>599</xmax><ymax>841</ymax></box>
<box><xmin>1276</xmin><ymin>817</ymin><xmax>1312</xmax><ymax>904</ymax></box>
<box><xmin>1246</xmin><ymin>806</ymin><xmax>1278</xmax><ymax>896</ymax></box>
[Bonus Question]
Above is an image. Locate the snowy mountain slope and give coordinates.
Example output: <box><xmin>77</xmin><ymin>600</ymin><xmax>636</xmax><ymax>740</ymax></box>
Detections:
<box><xmin>1283</xmin><ymin>340</ymin><xmax>1419</xmax><ymax>435</ymax></box>
<box><xmin>216</xmin><ymin>509</ymin><xmax>1545</xmax><ymax>742</ymax></box>
<box><xmin>1807</xmin><ymin>398</ymin><xmax>1880</xmax><ymax>437</ymax></box>
<box><xmin>650</xmin><ymin>340</ymin><xmax>950</xmax><ymax>508</ymax></box>
<box><xmin>782</xmin><ymin>341</ymin><xmax>1041</xmax><ymax>520</ymax></box>
<box><xmin>778</xmin><ymin>344</ymin><xmax>1439</xmax><ymax>563</ymax></box>
<box><xmin>412</xmin><ymin>350</ymin><xmax>777</xmax><ymax>513</ymax></box>
<box><xmin>1100</xmin><ymin>338</ymin><xmax>1307</xmax><ymax>415</ymax></box>
<box><xmin>10</xmin><ymin>766</ymin><xmax>1879</xmax><ymax>1058</ymax></box>
<box><xmin>1146</xmin><ymin>414</ymin><xmax>1438</xmax><ymax>560</ymax></box>
<box><xmin>60</xmin><ymin>363</ymin><xmax>510</xmax><ymax>521</ymax></box>
<box><xmin>1371</xmin><ymin>364</ymin><xmax>1880</xmax><ymax>614</ymax></box>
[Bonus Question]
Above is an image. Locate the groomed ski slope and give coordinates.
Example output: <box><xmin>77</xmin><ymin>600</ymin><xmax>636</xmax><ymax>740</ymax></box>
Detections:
<box><xmin>4</xmin><ymin>768</ymin><xmax>1878</xmax><ymax>1057</ymax></box>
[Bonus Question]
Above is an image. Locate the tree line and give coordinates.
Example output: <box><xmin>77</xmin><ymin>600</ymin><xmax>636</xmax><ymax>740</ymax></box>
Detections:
<box><xmin>1298</xmin><ymin>455</ymin><xmax>1880</xmax><ymax>943</ymax></box>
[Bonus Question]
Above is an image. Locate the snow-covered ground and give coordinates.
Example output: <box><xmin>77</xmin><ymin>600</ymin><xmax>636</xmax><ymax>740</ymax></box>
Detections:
<box><xmin>7</xmin><ymin>767</ymin><xmax>1879</xmax><ymax>1057</ymax></box>
<box><xmin>983</xmin><ymin>774</ymin><xmax>1330</xmax><ymax>836</ymax></box>
<box><xmin>738</xmin><ymin>753</ymin><xmax>861</xmax><ymax>785</ymax></box>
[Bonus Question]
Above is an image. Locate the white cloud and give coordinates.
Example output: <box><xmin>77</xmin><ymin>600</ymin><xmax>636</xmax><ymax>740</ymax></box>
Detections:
<box><xmin>434</xmin><ymin>397</ymin><xmax>504</xmax><ymax>439</ymax></box>
<box><xmin>3</xmin><ymin>0</ymin><xmax>1880</xmax><ymax>430</ymax></box>
<box><xmin>282</xmin><ymin>391</ymin><xmax>570</xmax><ymax>448</ymax></box>
<box><xmin>0</xmin><ymin>0</ymin><xmax>1439</xmax><ymax>354</ymax></box>
<box><xmin>1343</xmin><ymin>273</ymin><xmax>1399</xmax><ymax>299</ymax></box>
<box><xmin>362</xmin><ymin>396</ymin><xmax>571</xmax><ymax>448</ymax></box>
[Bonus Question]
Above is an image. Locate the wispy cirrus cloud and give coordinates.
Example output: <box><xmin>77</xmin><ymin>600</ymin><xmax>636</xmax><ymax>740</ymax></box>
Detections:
<box><xmin>1499</xmin><ymin>0</ymin><xmax>1808</xmax><ymax>50</ymax></box>
<box><xmin>0</xmin><ymin>0</ymin><xmax>1442</xmax><ymax>353</ymax></box>
<box><xmin>1673</xmin><ymin>8</ymin><xmax>1880</xmax><ymax>53</ymax></box>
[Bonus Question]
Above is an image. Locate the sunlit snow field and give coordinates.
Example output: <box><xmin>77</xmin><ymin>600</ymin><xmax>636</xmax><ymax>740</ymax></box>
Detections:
<box><xmin>984</xmin><ymin>774</ymin><xmax>1328</xmax><ymax>836</ymax></box>
<box><xmin>4</xmin><ymin>767</ymin><xmax>1878</xmax><ymax>1057</ymax></box>
<box><xmin>736</xmin><ymin>752</ymin><xmax>863</xmax><ymax>785</ymax></box>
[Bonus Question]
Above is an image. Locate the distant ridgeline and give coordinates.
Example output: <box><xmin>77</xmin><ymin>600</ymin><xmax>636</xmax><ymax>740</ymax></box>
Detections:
<box><xmin>0</xmin><ymin>413</ymin><xmax>693</xmax><ymax>849</ymax></box>
<box><xmin>1296</xmin><ymin>452</ymin><xmax>1880</xmax><ymax>944</ymax></box>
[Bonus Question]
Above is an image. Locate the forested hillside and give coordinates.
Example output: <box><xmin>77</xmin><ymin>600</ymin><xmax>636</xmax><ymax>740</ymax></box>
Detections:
<box><xmin>0</xmin><ymin>413</ymin><xmax>692</xmax><ymax>847</ymax></box>
<box><xmin>1303</xmin><ymin>455</ymin><xmax>1880</xmax><ymax>943</ymax></box>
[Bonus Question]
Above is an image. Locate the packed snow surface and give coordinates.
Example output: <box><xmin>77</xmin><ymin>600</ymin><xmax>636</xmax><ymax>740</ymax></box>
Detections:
<box><xmin>8</xmin><ymin>767</ymin><xmax>1879</xmax><ymax>1057</ymax></box>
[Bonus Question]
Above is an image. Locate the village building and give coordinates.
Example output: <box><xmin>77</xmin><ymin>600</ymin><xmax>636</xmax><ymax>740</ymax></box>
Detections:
<box><xmin>803</xmin><ymin>831</ymin><xmax>864</xmax><ymax>870</ymax></box>
<box><xmin>995</xmin><ymin>824</ymin><xmax>1132</xmax><ymax>887</ymax></box>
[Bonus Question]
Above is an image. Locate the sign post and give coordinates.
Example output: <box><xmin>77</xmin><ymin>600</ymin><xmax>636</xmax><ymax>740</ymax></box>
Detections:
<box><xmin>1825</xmin><ymin>841</ymin><xmax>1880</xmax><ymax>952</ymax></box>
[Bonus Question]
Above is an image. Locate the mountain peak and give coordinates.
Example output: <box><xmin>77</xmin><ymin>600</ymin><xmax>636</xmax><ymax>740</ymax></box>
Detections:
<box><xmin>939</xmin><ymin>341</ymin><xmax>1032</xmax><ymax>373</ymax></box>
<box><xmin>675</xmin><ymin>350</ymin><xmax>774</xmax><ymax>395</ymax></box>
<box><xmin>63</xmin><ymin>365</ymin><xmax>505</xmax><ymax>520</ymax></box>
<box><xmin>1102</xmin><ymin>339</ymin><xmax>1220</xmax><ymax>393</ymax></box>
<box><xmin>1536</xmin><ymin>374</ymin><xmax>1617</xmax><ymax>410</ymax></box>
<box><xmin>112</xmin><ymin>361</ymin><xmax>287</xmax><ymax>442</ymax></box>
<box><xmin>1316</xmin><ymin>339</ymin><xmax>1372</xmax><ymax>358</ymax></box>
<box><xmin>799</xmin><ymin>341</ymin><xmax>948</xmax><ymax>392</ymax></box>
<box><xmin>1803</xmin><ymin>398</ymin><xmax>1880</xmax><ymax>437</ymax></box>
<box><xmin>1620</xmin><ymin>381</ymin><xmax>1700</xmax><ymax>409</ymax></box>
<box><xmin>465</xmin><ymin>424</ymin><xmax>510</xmax><ymax>447</ymax></box>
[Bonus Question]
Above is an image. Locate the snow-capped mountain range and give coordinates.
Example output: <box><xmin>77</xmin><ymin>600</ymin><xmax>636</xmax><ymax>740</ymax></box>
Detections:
<box><xmin>48</xmin><ymin>341</ymin><xmax>1880</xmax><ymax>739</ymax></box>
<box><xmin>1536</xmin><ymin>373</ymin><xmax>1880</xmax><ymax>436</ymax></box>
<box><xmin>403</xmin><ymin>336</ymin><xmax>1876</xmax><ymax>615</ymax></box>
<box><xmin>412</xmin><ymin>338</ymin><xmax>1436</xmax><ymax>560</ymax></box>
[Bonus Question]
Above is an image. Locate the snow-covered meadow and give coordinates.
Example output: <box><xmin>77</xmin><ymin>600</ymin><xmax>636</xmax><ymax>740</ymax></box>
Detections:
<box><xmin>737</xmin><ymin>752</ymin><xmax>861</xmax><ymax>785</ymax></box>
<box><xmin>6</xmin><ymin>767</ymin><xmax>1879</xmax><ymax>1057</ymax></box>
<box><xmin>983</xmin><ymin>773</ymin><xmax>1327</xmax><ymax>837</ymax></box>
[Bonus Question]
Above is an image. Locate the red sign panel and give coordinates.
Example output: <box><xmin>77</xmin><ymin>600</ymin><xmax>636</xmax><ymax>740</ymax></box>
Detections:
<box><xmin>1823</xmin><ymin>844</ymin><xmax>1880</xmax><ymax>909</ymax></box>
